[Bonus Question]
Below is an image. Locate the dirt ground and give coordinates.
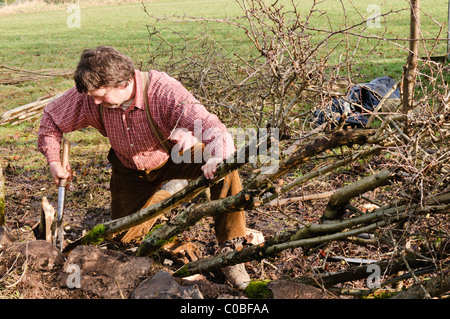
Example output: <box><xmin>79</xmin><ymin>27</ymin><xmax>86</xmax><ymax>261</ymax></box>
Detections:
<box><xmin>1</xmin><ymin>141</ymin><xmax>396</xmax><ymax>299</ymax></box>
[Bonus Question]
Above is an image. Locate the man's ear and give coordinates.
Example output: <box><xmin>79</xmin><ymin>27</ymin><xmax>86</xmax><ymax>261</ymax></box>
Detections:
<box><xmin>119</xmin><ymin>78</ymin><xmax>133</xmax><ymax>90</ymax></box>
<box><xmin>117</xmin><ymin>82</ymin><xmax>127</xmax><ymax>90</ymax></box>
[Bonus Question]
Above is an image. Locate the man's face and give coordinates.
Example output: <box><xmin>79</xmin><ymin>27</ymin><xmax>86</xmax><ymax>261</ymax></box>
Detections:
<box><xmin>87</xmin><ymin>83</ymin><xmax>130</xmax><ymax>108</ymax></box>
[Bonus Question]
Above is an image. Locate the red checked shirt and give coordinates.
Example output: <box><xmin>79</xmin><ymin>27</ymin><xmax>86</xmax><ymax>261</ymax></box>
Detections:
<box><xmin>38</xmin><ymin>70</ymin><xmax>235</xmax><ymax>171</ymax></box>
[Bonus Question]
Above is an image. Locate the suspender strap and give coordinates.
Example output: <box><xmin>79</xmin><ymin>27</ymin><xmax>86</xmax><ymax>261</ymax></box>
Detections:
<box><xmin>99</xmin><ymin>71</ymin><xmax>173</xmax><ymax>154</ymax></box>
<box><xmin>140</xmin><ymin>72</ymin><xmax>173</xmax><ymax>154</ymax></box>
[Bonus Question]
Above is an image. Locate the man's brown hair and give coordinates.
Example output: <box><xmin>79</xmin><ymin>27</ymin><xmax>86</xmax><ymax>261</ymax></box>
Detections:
<box><xmin>74</xmin><ymin>46</ymin><xmax>135</xmax><ymax>93</ymax></box>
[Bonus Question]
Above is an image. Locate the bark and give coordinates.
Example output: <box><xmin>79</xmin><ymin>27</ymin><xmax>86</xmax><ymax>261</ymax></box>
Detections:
<box><xmin>266</xmin><ymin>191</ymin><xmax>334</xmax><ymax>206</ymax></box>
<box><xmin>173</xmin><ymin>221</ymin><xmax>384</xmax><ymax>277</ymax></box>
<box><xmin>292</xmin><ymin>193</ymin><xmax>450</xmax><ymax>243</ymax></box>
<box><xmin>63</xmin><ymin>159</ymin><xmax>242</xmax><ymax>253</ymax></box>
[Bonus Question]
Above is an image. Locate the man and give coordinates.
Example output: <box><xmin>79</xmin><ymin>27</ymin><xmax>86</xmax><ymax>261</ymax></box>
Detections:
<box><xmin>38</xmin><ymin>46</ymin><xmax>251</xmax><ymax>290</ymax></box>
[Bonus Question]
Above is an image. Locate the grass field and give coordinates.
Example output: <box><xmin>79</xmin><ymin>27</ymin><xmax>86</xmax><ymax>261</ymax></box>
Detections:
<box><xmin>1</xmin><ymin>0</ymin><xmax>449</xmax><ymax>109</ymax></box>
<box><xmin>1</xmin><ymin>0</ymin><xmax>449</xmax><ymax>106</ymax></box>
<box><xmin>1</xmin><ymin>0</ymin><xmax>449</xmax><ymax>170</ymax></box>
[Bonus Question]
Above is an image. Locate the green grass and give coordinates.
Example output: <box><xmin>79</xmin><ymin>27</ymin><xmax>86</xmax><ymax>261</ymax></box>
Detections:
<box><xmin>1</xmin><ymin>0</ymin><xmax>449</xmax><ymax>170</ymax></box>
<box><xmin>1</xmin><ymin>0</ymin><xmax>449</xmax><ymax>110</ymax></box>
<box><xmin>0</xmin><ymin>0</ymin><xmax>246</xmax><ymax>111</ymax></box>
<box><xmin>1</xmin><ymin>0</ymin><xmax>449</xmax><ymax>111</ymax></box>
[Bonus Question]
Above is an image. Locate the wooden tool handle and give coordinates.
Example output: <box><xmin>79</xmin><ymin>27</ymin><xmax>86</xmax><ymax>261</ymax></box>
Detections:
<box><xmin>59</xmin><ymin>139</ymin><xmax>71</xmax><ymax>187</ymax></box>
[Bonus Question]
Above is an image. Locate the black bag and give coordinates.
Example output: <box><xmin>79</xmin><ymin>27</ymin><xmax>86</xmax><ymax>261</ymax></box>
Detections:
<box><xmin>313</xmin><ymin>76</ymin><xmax>400</xmax><ymax>128</ymax></box>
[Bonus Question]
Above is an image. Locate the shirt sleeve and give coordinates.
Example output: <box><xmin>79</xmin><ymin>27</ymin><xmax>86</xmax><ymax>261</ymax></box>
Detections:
<box><xmin>154</xmin><ymin>74</ymin><xmax>236</xmax><ymax>160</ymax></box>
<box><xmin>37</xmin><ymin>87</ymin><xmax>104</xmax><ymax>163</ymax></box>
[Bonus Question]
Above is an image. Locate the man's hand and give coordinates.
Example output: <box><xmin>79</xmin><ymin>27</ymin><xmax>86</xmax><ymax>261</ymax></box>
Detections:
<box><xmin>49</xmin><ymin>161</ymin><xmax>72</xmax><ymax>186</ymax></box>
<box><xmin>171</xmin><ymin>128</ymin><xmax>198</xmax><ymax>153</ymax></box>
<box><xmin>201</xmin><ymin>157</ymin><xmax>223</xmax><ymax>180</ymax></box>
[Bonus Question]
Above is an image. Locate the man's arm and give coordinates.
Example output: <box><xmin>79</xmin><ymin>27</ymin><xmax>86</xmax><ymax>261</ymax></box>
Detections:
<box><xmin>38</xmin><ymin>87</ymin><xmax>96</xmax><ymax>184</ymax></box>
<box><xmin>154</xmin><ymin>74</ymin><xmax>236</xmax><ymax>178</ymax></box>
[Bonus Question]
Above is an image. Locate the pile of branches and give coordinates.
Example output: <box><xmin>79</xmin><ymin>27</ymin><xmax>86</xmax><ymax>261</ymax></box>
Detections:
<box><xmin>64</xmin><ymin>0</ymin><xmax>449</xmax><ymax>298</ymax></box>
<box><xmin>0</xmin><ymin>65</ymin><xmax>70</xmax><ymax>125</ymax></box>
<box><xmin>0</xmin><ymin>65</ymin><xmax>72</xmax><ymax>85</ymax></box>
<box><xmin>0</xmin><ymin>93</ymin><xmax>62</xmax><ymax>125</ymax></box>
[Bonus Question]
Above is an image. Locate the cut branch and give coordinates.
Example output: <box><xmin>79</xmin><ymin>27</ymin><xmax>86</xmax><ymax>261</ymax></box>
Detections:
<box><xmin>266</xmin><ymin>191</ymin><xmax>334</xmax><ymax>206</ymax></box>
<box><xmin>264</xmin><ymin>145</ymin><xmax>384</xmax><ymax>206</ymax></box>
<box><xmin>296</xmin><ymin>255</ymin><xmax>436</xmax><ymax>288</ymax></box>
<box><xmin>0</xmin><ymin>94</ymin><xmax>63</xmax><ymax>125</ymax></box>
<box><xmin>322</xmin><ymin>168</ymin><xmax>394</xmax><ymax>221</ymax></box>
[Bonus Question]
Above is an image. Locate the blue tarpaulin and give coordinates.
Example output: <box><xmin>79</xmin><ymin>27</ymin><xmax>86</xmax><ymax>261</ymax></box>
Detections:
<box><xmin>313</xmin><ymin>76</ymin><xmax>400</xmax><ymax>128</ymax></box>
